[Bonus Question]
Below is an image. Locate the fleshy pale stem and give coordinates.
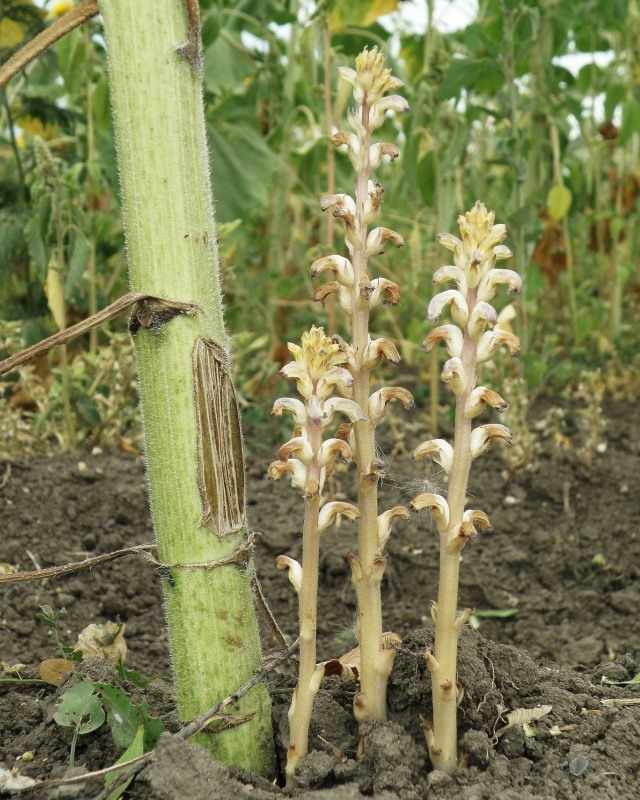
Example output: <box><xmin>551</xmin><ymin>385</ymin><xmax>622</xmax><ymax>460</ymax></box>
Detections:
<box><xmin>285</xmin><ymin>435</ymin><xmax>321</xmax><ymax>782</ymax></box>
<box><xmin>100</xmin><ymin>0</ymin><xmax>274</xmax><ymax>772</ymax></box>
<box><xmin>350</xmin><ymin>99</ymin><xmax>386</xmax><ymax>723</ymax></box>
<box><xmin>429</xmin><ymin>301</ymin><xmax>476</xmax><ymax>774</ymax></box>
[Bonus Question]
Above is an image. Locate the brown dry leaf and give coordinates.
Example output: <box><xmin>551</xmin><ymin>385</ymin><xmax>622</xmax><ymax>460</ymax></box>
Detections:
<box><xmin>38</xmin><ymin>658</ymin><xmax>77</xmax><ymax>686</ymax></box>
<box><xmin>1</xmin><ymin>660</ymin><xmax>27</xmax><ymax>676</ymax></box>
<box><xmin>494</xmin><ymin>704</ymin><xmax>552</xmax><ymax>738</ymax></box>
<box><xmin>116</xmin><ymin>435</ymin><xmax>139</xmax><ymax>455</ymax></box>
<box><xmin>74</xmin><ymin>622</ymin><xmax>127</xmax><ymax>664</ymax></box>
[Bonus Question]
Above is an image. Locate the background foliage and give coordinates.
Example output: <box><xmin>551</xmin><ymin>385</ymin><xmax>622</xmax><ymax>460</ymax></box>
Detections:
<box><xmin>1</xmin><ymin>0</ymin><xmax>639</xmax><ymax>453</ymax></box>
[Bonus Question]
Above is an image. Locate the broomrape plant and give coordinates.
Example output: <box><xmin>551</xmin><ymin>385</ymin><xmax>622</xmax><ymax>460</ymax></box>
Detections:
<box><xmin>410</xmin><ymin>202</ymin><xmax>521</xmax><ymax>773</ymax></box>
<box><xmin>268</xmin><ymin>326</ymin><xmax>363</xmax><ymax>782</ymax></box>
<box><xmin>313</xmin><ymin>47</ymin><xmax>413</xmax><ymax>727</ymax></box>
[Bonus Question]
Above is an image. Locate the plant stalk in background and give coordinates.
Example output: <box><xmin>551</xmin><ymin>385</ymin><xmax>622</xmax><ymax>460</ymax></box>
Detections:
<box><xmin>100</xmin><ymin>0</ymin><xmax>274</xmax><ymax>773</ymax></box>
<box><xmin>269</xmin><ymin>326</ymin><xmax>363</xmax><ymax>782</ymax></box>
<box><xmin>411</xmin><ymin>203</ymin><xmax>521</xmax><ymax>773</ymax></box>
<box><xmin>313</xmin><ymin>49</ymin><xmax>413</xmax><ymax>723</ymax></box>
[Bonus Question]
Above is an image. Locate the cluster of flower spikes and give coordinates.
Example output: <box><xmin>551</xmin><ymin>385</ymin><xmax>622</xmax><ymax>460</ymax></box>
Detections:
<box><xmin>268</xmin><ymin>326</ymin><xmax>363</xmax><ymax>583</ymax></box>
<box><xmin>411</xmin><ymin>202</ymin><xmax>523</xmax><ymax>547</ymax></box>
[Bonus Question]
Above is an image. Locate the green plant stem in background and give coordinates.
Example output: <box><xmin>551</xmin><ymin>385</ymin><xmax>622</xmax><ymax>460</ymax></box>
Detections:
<box><xmin>99</xmin><ymin>0</ymin><xmax>274</xmax><ymax>773</ymax></box>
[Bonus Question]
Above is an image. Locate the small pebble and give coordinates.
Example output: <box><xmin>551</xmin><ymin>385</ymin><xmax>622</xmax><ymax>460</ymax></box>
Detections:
<box><xmin>569</xmin><ymin>755</ymin><xmax>589</xmax><ymax>776</ymax></box>
<box><xmin>503</xmin><ymin>494</ymin><xmax>520</xmax><ymax>506</ymax></box>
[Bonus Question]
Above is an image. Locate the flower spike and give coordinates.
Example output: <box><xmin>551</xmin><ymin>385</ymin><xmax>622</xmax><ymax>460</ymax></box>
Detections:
<box><xmin>412</xmin><ymin>203</ymin><xmax>521</xmax><ymax>774</ymax></box>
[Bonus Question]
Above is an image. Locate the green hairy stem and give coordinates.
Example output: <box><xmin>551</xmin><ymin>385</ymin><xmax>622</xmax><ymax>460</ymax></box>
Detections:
<box><xmin>100</xmin><ymin>0</ymin><xmax>274</xmax><ymax>772</ymax></box>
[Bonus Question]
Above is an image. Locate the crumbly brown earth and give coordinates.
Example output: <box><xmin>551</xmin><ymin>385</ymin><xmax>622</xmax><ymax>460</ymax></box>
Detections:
<box><xmin>1</xmin><ymin>398</ymin><xmax>639</xmax><ymax>799</ymax></box>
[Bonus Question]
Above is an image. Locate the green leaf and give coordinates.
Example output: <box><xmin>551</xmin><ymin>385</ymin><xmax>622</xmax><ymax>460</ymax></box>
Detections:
<box><xmin>115</xmin><ymin>663</ymin><xmax>149</xmax><ymax>688</ymax></box>
<box><xmin>95</xmin><ymin>683</ymin><xmax>164</xmax><ymax>751</ymax></box>
<box><xmin>601</xmin><ymin>672</ymin><xmax>640</xmax><ymax>686</ymax></box>
<box><xmin>96</xmin><ymin>684</ymin><xmax>142</xmax><ymax>750</ymax></box>
<box><xmin>330</xmin><ymin>0</ymin><xmax>400</xmax><ymax>32</ymax></box>
<box><xmin>206</xmin><ymin>114</ymin><xmax>275</xmax><ymax>223</ymax></box>
<box><xmin>104</xmin><ymin>724</ymin><xmax>145</xmax><ymax>800</ymax></box>
<box><xmin>203</xmin><ymin>36</ymin><xmax>254</xmax><ymax>96</ymax></box>
<box><xmin>619</xmin><ymin>98</ymin><xmax>640</xmax><ymax>145</ymax></box>
<box><xmin>54</xmin><ymin>681</ymin><xmax>106</xmax><ymax>734</ymax></box>
<box><xmin>438</xmin><ymin>57</ymin><xmax>504</xmax><ymax>101</ymax></box>
<box><xmin>605</xmin><ymin>82</ymin><xmax>626</xmax><ymax>121</ymax></box>
<box><xmin>55</xmin><ymin>28</ymin><xmax>86</xmax><ymax>97</ymax></box>
<box><xmin>64</xmin><ymin>227</ymin><xmax>91</xmax><ymax>299</ymax></box>
<box><xmin>547</xmin><ymin>185</ymin><xmax>572</xmax><ymax>222</ymax></box>
<box><xmin>474</xmin><ymin>608</ymin><xmax>519</xmax><ymax>619</ymax></box>
<box><xmin>201</xmin><ymin>9</ymin><xmax>221</xmax><ymax>48</ymax></box>
<box><xmin>23</xmin><ymin>194</ymin><xmax>51</xmax><ymax>279</ymax></box>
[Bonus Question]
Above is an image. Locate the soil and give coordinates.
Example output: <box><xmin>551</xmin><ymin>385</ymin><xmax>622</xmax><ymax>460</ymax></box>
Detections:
<box><xmin>1</xmin><ymin>397</ymin><xmax>639</xmax><ymax>799</ymax></box>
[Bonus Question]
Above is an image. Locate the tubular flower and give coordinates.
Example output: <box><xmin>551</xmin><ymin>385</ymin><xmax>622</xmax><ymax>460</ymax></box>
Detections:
<box><xmin>469</xmin><ymin>424</ymin><xmax>513</xmax><ymax>459</ymax></box>
<box><xmin>413</xmin><ymin>439</ymin><xmax>455</xmax><ymax>474</ymax></box>
<box><xmin>409</xmin><ymin>492</ymin><xmax>450</xmax><ymax>532</ymax></box>
<box><xmin>427</xmin><ymin>290</ymin><xmax>469</xmax><ymax>327</ymax></box>
<box><xmin>377</xmin><ymin>506</ymin><xmax>411</xmax><ymax>549</ymax></box>
<box><xmin>441</xmin><ymin>358</ymin><xmax>467</xmax><ymax>396</ymax></box>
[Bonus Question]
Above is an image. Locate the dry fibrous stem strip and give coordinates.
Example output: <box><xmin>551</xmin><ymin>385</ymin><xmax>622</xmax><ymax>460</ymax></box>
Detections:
<box><xmin>22</xmin><ymin>642</ymin><xmax>300</xmax><ymax>800</ymax></box>
<box><xmin>0</xmin><ymin>543</ymin><xmax>155</xmax><ymax>584</ymax></box>
<box><xmin>0</xmin><ymin>0</ymin><xmax>99</xmax><ymax>89</ymax></box>
<box><xmin>0</xmin><ymin>534</ymin><xmax>258</xmax><ymax>585</ymax></box>
<box><xmin>0</xmin><ymin>292</ymin><xmax>197</xmax><ymax>377</ymax></box>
